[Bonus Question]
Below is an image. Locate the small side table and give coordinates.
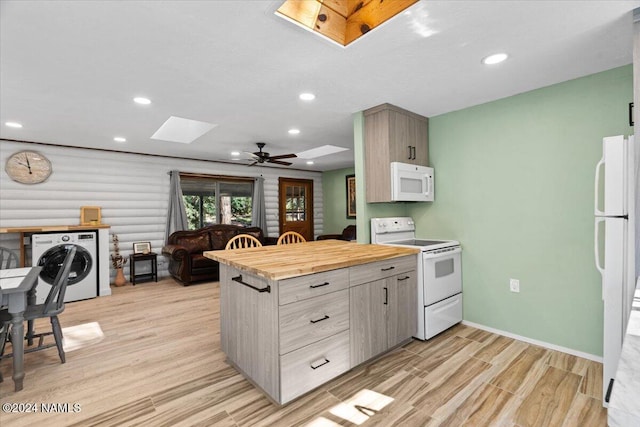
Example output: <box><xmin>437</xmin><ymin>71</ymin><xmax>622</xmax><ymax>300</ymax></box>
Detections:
<box><xmin>129</xmin><ymin>252</ymin><xmax>158</xmax><ymax>285</ymax></box>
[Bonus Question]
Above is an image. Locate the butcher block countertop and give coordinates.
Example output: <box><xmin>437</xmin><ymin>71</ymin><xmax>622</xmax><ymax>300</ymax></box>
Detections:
<box><xmin>204</xmin><ymin>239</ymin><xmax>419</xmax><ymax>281</ymax></box>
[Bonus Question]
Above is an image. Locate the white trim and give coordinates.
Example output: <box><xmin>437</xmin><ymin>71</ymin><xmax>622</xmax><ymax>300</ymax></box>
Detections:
<box><xmin>462</xmin><ymin>320</ymin><xmax>602</xmax><ymax>363</ymax></box>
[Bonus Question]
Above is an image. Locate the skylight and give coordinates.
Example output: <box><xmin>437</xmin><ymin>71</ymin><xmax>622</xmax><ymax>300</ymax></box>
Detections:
<box><xmin>151</xmin><ymin>116</ymin><xmax>217</xmax><ymax>144</ymax></box>
<box><xmin>275</xmin><ymin>0</ymin><xmax>418</xmax><ymax>46</ymax></box>
<box><xmin>296</xmin><ymin>145</ymin><xmax>349</xmax><ymax>159</ymax></box>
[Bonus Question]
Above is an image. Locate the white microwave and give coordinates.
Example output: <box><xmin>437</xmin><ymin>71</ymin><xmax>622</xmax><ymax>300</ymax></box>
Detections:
<box><xmin>390</xmin><ymin>162</ymin><xmax>434</xmax><ymax>202</ymax></box>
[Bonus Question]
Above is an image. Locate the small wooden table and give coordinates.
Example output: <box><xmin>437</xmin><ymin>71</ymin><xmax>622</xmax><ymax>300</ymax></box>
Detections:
<box><xmin>129</xmin><ymin>253</ymin><xmax>158</xmax><ymax>285</ymax></box>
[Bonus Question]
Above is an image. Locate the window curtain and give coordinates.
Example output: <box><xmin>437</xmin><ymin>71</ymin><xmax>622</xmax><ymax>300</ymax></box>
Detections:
<box><xmin>251</xmin><ymin>177</ymin><xmax>267</xmax><ymax>232</ymax></box>
<box><xmin>165</xmin><ymin>170</ymin><xmax>188</xmax><ymax>242</ymax></box>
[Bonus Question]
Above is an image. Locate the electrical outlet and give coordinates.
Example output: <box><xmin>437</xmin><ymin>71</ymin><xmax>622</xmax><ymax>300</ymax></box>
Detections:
<box><xmin>510</xmin><ymin>278</ymin><xmax>520</xmax><ymax>293</ymax></box>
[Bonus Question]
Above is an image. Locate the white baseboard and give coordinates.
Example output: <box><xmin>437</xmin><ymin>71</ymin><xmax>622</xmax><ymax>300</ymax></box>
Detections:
<box><xmin>461</xmin><ymin>320</ymin><xmax>602</xmax><ymax>363</ymax></box>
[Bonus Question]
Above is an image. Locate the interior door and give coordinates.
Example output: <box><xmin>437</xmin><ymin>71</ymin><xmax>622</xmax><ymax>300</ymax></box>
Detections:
<box><xmin>279</xmin><ymin>178</ymin><xmax>314</xmax><ymax>241</ymax></box>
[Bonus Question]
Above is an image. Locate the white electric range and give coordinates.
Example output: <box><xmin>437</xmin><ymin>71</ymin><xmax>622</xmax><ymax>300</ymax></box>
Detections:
<box><xmin>371</xmin><ymin>217</ymin><xmax>463</xmax><ymax>340</ymax></box>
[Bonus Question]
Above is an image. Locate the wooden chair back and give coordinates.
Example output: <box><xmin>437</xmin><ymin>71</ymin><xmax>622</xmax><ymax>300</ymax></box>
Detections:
<box><xmin>277</xmin><ymin>231</ymin><xmax>306</xmax><ymax>245</ymax></box>
<box><xmin>0</xmin><ymin>247</ymin><xmax>19</xmax><ymax>269</ymax></box>
<box><xmin>225</xmin><ymin>234</ymin><xmax>263</xmax><ymax>250</ymax></box>
<box><xmin>44</xmin><ymin>246</ymin><xmax>77</xmax><ymax>314</ymax></box>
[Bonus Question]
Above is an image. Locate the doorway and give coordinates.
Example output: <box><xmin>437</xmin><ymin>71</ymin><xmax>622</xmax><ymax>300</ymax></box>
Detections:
<box><xmin>279</xmin><ymin>178</ymin><xmax>314</xmax><ymax>241</ymax></box>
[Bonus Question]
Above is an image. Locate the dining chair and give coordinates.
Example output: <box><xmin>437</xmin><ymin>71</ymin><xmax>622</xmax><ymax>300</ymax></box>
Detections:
<box><xmin>277</xmin><ymin>231</ymin><xmax>306</xmax><ymax>245</ymax></box>
<box><xmin>0</xmin><ymin>247</ymin><xmax>19</xmax><ymax>269</ymax></box>
<box><xmin>0</xmin><ymin>246</ymin><xmax>76</xmax><ymax>368</ymax></box>
<box><xmin>225</xmin><ymin>234</ymin><xmax>263</xmax><ymax>250</ymax></box>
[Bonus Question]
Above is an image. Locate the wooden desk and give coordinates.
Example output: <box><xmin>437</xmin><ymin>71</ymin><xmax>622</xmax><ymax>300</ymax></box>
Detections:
<box><xmin>0</xmin><ymin>224</ymin><xmax>111</xmax><ymax>267</ymax></box>
<box><xmin>0</xmin><ymin>266</ymin><xmax>42</xmax><ymax>391</ymax></box>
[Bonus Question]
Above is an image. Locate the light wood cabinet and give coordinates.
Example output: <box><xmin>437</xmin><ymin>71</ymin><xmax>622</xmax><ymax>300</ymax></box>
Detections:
<box><xmin>217</xmin><ymin>247</ymin><xmax>418</xmax><ymax>405</ymax></box>
<box><xmin>364</xmin><ymin>103</ymin><xmax>429</xmax><ymax>203</ymax></box>
<box><xmin>349</xmin><ymin>257</ymin><xmax>417</xmax><ymax>366</ymax></box>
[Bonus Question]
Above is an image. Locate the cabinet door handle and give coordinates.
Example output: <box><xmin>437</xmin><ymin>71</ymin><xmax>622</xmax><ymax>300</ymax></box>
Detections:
<box><xmin>383</xmin><ymin>287</ymin><xmax>388</xmax><ymax>305</ymax></box>
<box><xmin>411</xmin><ymin>146</ymin><xmax>416</xmax><ymax>160</ymax></box>
<box><xmin>310</xmin><ymin>315</ymin><xmax>330</xmax><ymax>324</ymax></box>
<box><xmin>381</xmin><ymin>266</ymin><xmax>395</xmax><ymax>271</ymax></box>
<box><xmin>310</xmin><ymin>281</ymin><xmax>330</xmax><ymax>289</ymax></box>
<box><xmin>407</xmin><ymin>146</ymin><xmax>412</xmax><ymax>159</ymax></box>
<box><xmin>397</xmin><ymin>276</ymin><xmax>411</xmax><ymax>281</ymax></box>
<box><xmin>310</xmin><ymin>358</ymin><xmax>330</xmax><ymax>370</ymax></box>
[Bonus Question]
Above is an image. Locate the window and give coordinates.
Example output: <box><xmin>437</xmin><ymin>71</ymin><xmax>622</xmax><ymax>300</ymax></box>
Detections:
<box><xmin>180</xmin><ymin>176</ymin><xmax>253</xmax><ymax>230</ymax></box>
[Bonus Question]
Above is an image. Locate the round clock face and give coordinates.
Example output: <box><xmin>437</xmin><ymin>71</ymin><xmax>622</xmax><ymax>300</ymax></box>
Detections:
<box><xmin>5</xmin><ymin>150</ymin><xmax>52</xmax><ymax>184</ymax></box>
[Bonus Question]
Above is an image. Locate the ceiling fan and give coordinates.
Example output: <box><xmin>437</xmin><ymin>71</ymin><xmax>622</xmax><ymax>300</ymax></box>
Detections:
<box><xmin>244</xmin><ymin>142</ymin><xmax>297</xmax><ymax>166</ymax></box>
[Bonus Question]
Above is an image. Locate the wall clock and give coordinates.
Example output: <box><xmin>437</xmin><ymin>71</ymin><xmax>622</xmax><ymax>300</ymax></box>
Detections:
<box><xmin>5</xmin><ymin>150</ymin><xmax>52</xmax><ymax>184</ymax></box>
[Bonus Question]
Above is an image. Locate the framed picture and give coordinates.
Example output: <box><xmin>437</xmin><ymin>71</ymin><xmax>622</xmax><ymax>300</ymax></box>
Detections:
<box><xmin>346</xmin><ymin>174</ymin><xmax>356</xmax><ymax>219</ymax></box>
<box><xmin>133</xmin><ymin>242</ymin><xmax>151</xmax><ymax>254</ymax></box>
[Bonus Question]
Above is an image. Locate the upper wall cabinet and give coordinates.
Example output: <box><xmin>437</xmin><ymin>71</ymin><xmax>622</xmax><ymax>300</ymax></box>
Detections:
<box><xmin>364</xmin><ymin>103</ymin><xmax>429</xmax><ymax>202</ymax></box>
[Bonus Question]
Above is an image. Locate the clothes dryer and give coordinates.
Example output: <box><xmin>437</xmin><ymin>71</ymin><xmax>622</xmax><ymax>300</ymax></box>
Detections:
<box><xmin>31</xmin><ymin>232</ymin><xmax>98</xmax><ymax>303</ymax></box>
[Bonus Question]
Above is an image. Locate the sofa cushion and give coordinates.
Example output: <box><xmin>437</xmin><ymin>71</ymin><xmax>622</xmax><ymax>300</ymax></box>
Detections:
<box><xmin>191</xmin><ymin>253</ymin><xmax>217</xmax><ymax>269</ymax></box>
<box><xmin>174</xmin><ymin>233</ymin><xmax>211</xmax><ymax>254</ymax></box>
<box><xmin>210</xmin><ymin>228</ymin><xmax>239</xmax><ymax>250</ymax></box>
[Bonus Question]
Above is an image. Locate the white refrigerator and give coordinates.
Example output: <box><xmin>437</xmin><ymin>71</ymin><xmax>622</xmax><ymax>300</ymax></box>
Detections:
<box><xmin>594</xmin><ymin>134</ymin><xmax>638</xmax><ymax>405</ymax></box>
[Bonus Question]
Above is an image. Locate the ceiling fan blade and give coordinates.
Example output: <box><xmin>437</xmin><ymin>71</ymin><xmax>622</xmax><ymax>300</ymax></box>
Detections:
<box><xmin>248</xmin><ymin>161</ymin><xmax>258</xmax><ymax>166</ymax></box>
<box><xmin>269</xmin><ymin>153</ymin><xmax>297</xmax><ymax>160</ymax></box>
<box><xmin>267</xmin><ymin>159</ymin><xmax>293</xmax><ymax>166</ymax></box>
<box><xmin>243</xmin><ymin>151</ymin><xmax>260</xmax><ymax>160</ymax></box>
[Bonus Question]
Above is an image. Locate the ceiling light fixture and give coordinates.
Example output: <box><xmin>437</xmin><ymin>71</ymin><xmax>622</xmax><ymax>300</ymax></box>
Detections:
<box><xmin>288</xmin><ymin>129</ymin><xmax>300</xmax><ymax>135</ymax></box>
<box><xmin>482</xmin><ymin>53</ymin><xmax>508</xmax><ymax>65</ymax></box>
<box><xmin>306</xmin><ymin>161</ymin><xmax>314</xmax><ymax>165</ymax></box>
<box><xmin>231</xmin><ymin>151</ymin><xmax>240</xmax><ymax>156</ymax></box>
<box><xmin>113</xmin><ymin>137</ymin><xmax>127</xmax><ymax>142</ymax></box>
<box><xmin>299</xmin><ymin>93</ymin><xmax>316</xmax><ymax>101</ymax></box>
<box><xmin>133</xmin><ymin>97</ymin><xmax>152</xmax><ymax>105</ymax></box>
<box><xmin>5</xmin><ymin>122</ymin><xmax>23</xmax><ymax>128</ymax></box>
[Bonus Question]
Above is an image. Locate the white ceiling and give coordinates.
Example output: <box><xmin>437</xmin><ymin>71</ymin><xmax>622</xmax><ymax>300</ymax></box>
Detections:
<box><xmin>1</xmin><ymin>1</ymin><xmax>638</xmax><ymax>171</ymax></box>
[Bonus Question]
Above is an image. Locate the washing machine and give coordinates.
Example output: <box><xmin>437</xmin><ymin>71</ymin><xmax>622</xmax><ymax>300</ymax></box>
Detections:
<box><xmin>32</xmin><ymin>232</ymin><xmax>98</xmax><ymax>304</ymax></box>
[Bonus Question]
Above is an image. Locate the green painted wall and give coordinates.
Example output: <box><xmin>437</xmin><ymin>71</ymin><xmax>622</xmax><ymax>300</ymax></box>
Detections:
<box><xmin>406</xmin><ymin>65</ymin><xmax>633</xmax><ymax>356</ymax></box>
<box><xmin>322</xmin><ymin>167</ymin><xmax>357</xmax><ymax>234</ymax></box>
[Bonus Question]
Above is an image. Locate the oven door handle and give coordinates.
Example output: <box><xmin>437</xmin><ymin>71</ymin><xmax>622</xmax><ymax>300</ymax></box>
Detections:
<box><xmin>423</xmin><ymin>247</ymin><xmax>462</xmax><ymax>259</ymax></box>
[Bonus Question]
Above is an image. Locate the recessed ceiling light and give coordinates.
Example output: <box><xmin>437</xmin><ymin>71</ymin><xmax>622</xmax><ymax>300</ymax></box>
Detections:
<box><xmin>5</xmin><ymin>122</ymin><xmax>23</xmax><ymax>128</ymax></box>
<box><xmin>288</xmin><ymin>129</ymin><xmax>300</xmax><ymax>135</ymax></box>
<box><xmin>113</xmin><ymin>137</ymin><xmax>127</xmax><ymax>143</ymax></box>
<box><xmin>133</xmin><ymin>97</ymin><xmax>152</xmax><ymax>105</ymax></box>
<box><xmin>306</xmin><ymin>161</ymin><xmax>314</xmax><ymax>165</ymax></box>
<box><xmin>482</xmin><ymin>53</ymin><xmax>508</xmax><ymax>65</ymax></box>
<box><xmin>231</xmin><ymin>151</ymin><xmax>240</xmax><ymax>156</ymax></box>
<box><xmin>299</xmin><ymin>93</ymin><xmax>315</xmax><ymax>101</ymax></box>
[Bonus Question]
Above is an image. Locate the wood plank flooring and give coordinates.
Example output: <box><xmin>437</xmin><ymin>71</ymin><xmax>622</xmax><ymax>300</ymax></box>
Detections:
<box><xmin>0</xmin><ymin>278</ymin><xmax>607</xmax><ymax>426</ymax></box>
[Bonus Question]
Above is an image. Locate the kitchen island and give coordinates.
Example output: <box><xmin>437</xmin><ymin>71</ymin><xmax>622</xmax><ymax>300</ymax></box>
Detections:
<box><xmin>205</xmin><ymin>239</ymin><xmax>419</xmax><ymax>404</ymax></box>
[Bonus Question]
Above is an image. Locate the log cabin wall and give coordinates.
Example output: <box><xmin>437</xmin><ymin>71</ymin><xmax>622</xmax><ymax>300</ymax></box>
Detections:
<box><xmin>0</xmin><ymin>140</ymin><xmax>324</xmax><ymax>280</ymax></box>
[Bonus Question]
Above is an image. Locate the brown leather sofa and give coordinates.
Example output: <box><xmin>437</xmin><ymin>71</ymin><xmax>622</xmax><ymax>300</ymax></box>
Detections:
<box><xmin>162</xmin><ymin>224</ymin><xmax>275</xmax><ymax>285</ymax></box>
<box><xmin>316</xmin><ymin>225</ymin><xmax>357</xmax><ymax>241</ymax></box>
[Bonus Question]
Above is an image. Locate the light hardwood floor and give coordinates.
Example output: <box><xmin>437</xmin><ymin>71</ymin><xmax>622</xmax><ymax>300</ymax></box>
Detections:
<box><xmin>0</xmin><ymin>278</ymin><xmax>606</xmax><ymax>426</ymax></box>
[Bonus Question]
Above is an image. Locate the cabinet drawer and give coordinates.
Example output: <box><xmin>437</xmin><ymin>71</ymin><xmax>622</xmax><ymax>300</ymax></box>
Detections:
<box><xmin>349</xmin><ymin>255</ymin><xmax>416</xmax><ymax>286</ymax></box>
<box><xmin>279</xmin><ymin>269</ymin><xmax>349</xmax><ymax>305</ymax></box>
<box><xmin>425</xmin><ymin>293</ymin><xmax>462</xmax><ymax>340</ymax></box>
<box><xmin>279</xmin><ymin>289</ymin><xmax>349</xmax><ymax>354</ymax></box>
<box><xmin>280</xmin><ymin>330</ymin><xmax>350</xmax><ymax>404</ymax></box>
